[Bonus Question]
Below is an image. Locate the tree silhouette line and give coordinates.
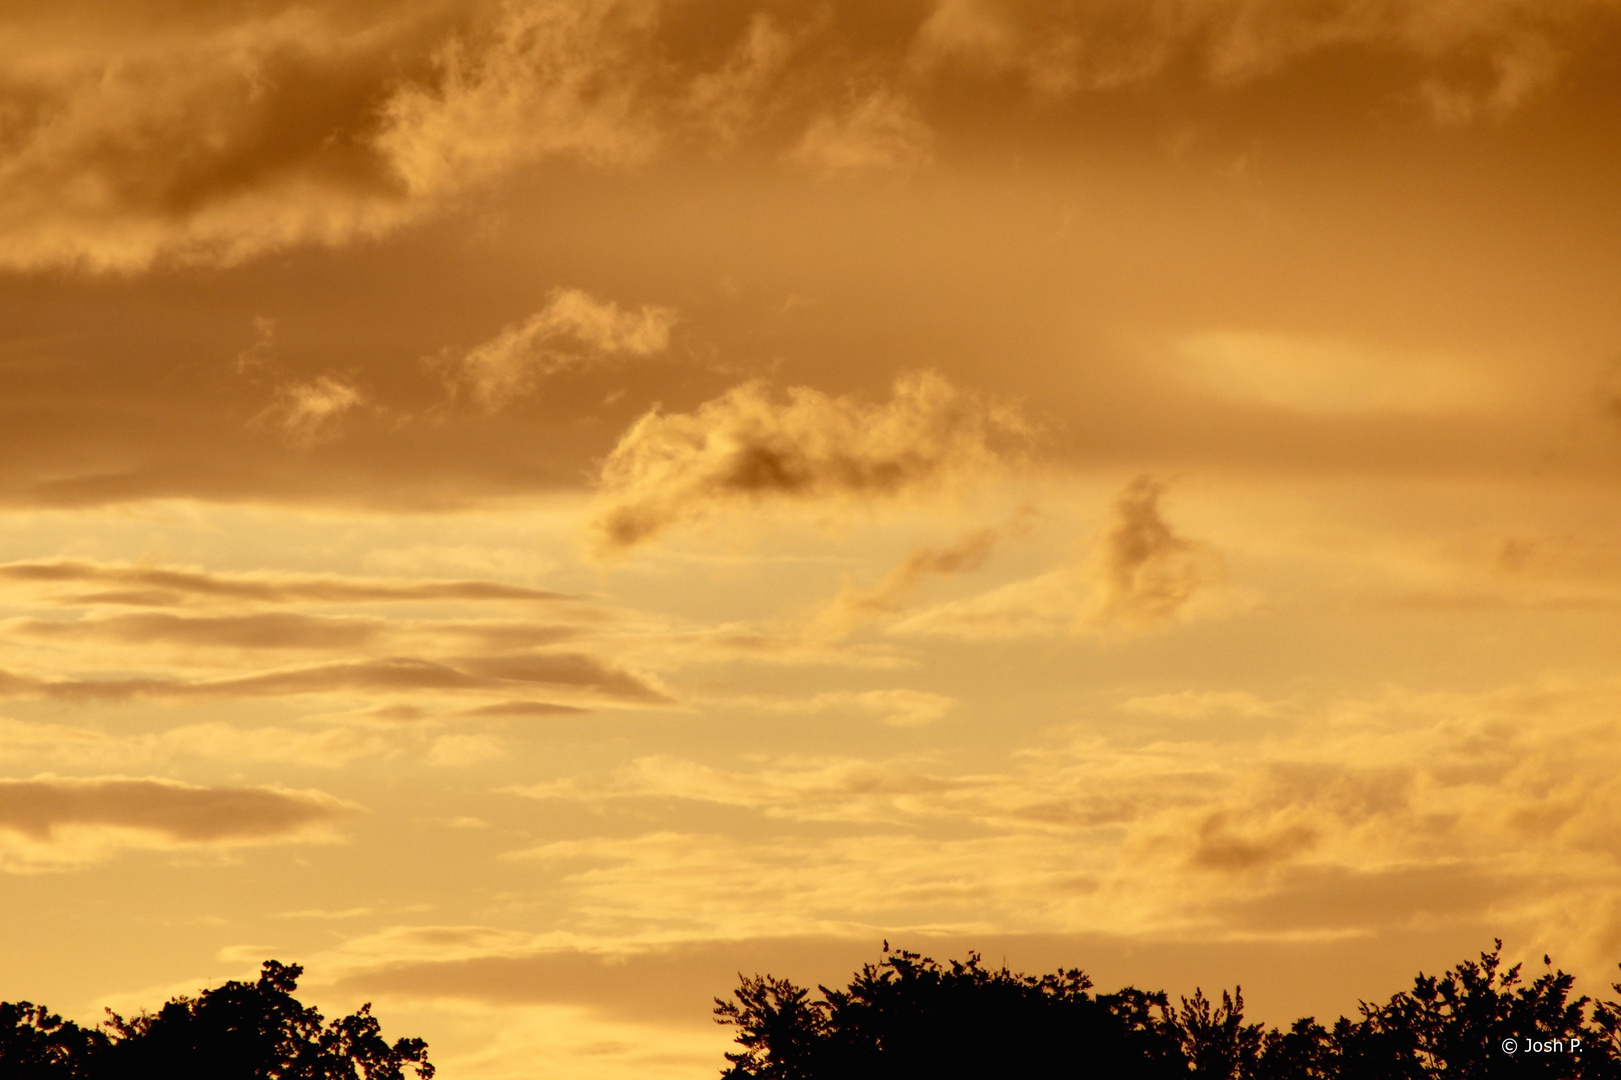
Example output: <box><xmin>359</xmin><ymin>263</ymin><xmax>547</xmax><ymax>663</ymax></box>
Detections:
<box><xmin>0</xmin><ymin>961</ymin><xmax>431</xmax><ymax>1080</ymax></box>
<box><xmin>716</xmin><ymin>942</ymin><xmax>1621</xmax><ymax>1078</ymax></box>
<box><xmin>11</xmin><ymin>943</ymin><xmax>1621</xmax><ymax>1077</ymax></box>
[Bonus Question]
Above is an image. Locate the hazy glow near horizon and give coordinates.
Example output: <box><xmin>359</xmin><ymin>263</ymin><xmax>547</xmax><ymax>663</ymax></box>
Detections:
<box><xmin>5</xmin><ymin>2</ymin><xmax>1621</xmax><ymax>1076</ymax></box>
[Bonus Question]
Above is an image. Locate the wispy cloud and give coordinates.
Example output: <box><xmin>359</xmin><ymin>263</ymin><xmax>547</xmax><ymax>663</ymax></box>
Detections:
<box><xmin>268</xmin><ymin>375</ymin><xmax>367</xmax><ymax>447</ymax></box>
<box><xmin>787</xmin><ymin>87</ymin><xmax>934</xmax><ymax>177</ymax></box>
<box><xmin>590</xmin><ymin>372</ymin><xmax>1026</xmax><ymax>549</ymax></box>
<box><xmin>0</xmin><ymin>0</ymin><xmax>1598</xmax><ymax>273</ymax></box>
<box><xmin>0</xmin><ymin>653</ymin><xmax>671</xmax><ymax>706</ymax></box>
<box><xmin>452</xmin><ymin>289</ymin><xmax>676</xmax><ymax>409</ymax></box>
<box><xmin>1088</xmin><ymin>476</ymin><xmax>1224</xmax><ymax>632</ymax></box>
<box><xmin>0</xmin><ymin>560</ymin><xmax>571</xmax><ymax>607</ymax></box>
<box><xmin>892</xmin><ymin>477</ymin><xmax>1223</xmax><ymax>638</ymax></box>
<box><xmin>811</xmin><ymin>528</ymin><xmax>1000</xmax><ymax>640</ymax></box>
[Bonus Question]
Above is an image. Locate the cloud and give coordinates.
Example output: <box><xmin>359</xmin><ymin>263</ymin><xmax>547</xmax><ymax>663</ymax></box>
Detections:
<box><xmin>330</xmin><ymin>934</ymin><xmax>881</xmax><ymax>1022</ymax></box>
<box><xmin>886</xmin><ymin>567</ymin><xmax>1080</xmax><ymax>640</ymax></box>
<box><xmin>459</xmin><ymin>701</ymin><xmax>592</xmax><ymax>718</ymax></box>
<box><xmin>500</xmin><ymin>829</ymin><xmax>1098</xmax><ymax>939</ymax></box>
<box><xmin>0</xmin><ymin>1</ymin><xmax>662</xmax><ymax>272</ymax></box>
<box><xmin>513</xmin><ymin>740</ymin><xmax>1211</xmax><ymax>835</ymax></box>
<box><xmin>482</xmin><ymin>679</ymin><xmax>1621</xmax><ymax>958</ymax></box>
<box><xmin>453</xmin><ymin>289</ymin><xmax>676</xmax><ymax>409</ymax></box>
<box><xmin>12</xmin><ymin>612</ymin><xmax>386</xmax><ymax>650</ymax></box>
<box><xmin>1187</xmin><ymin>811</ymin><xmax>1319</xmax><ymax>872</ymax></box>
<box><xmin>1088</xmin><ymin>476</ymin><xmax>1224</xmax><ymax>631</ymax></box>
<box><xmin>0</xmin><ymin>653</ymin><xmax>670</xmax><ymax>705</ymax></box>
<box><xmin>317</xmin><ymin>927</ymin><xmax>1507</xmax><ymax>1047</ymax></box>
<box><xmin>267</xmin><ymin>375</ymin><xmax>366</xmax><ymax>446</ymax></box>
<box><xmin>1119</xmin><ymin>690</ymin><xmax>1276</xmax><ymax>720</ymax></box>
<box><xmin>761</xmin><ymin>689</ymin><xmax>959</xmax><ymax>728</ymax></box>
<box><xmin>0</xmin><ymin>0</ymin><xmax>1604</xmax><ymax>273</ymax></box>
<box><xmin>1165</xmin><ymin>332</ymin><xmax>1503</xmax><ymax>416</ymax></box>
<box><xmin>512</xmin><ymin>753</ymin><xmax>988</xmax><ymax>824</ymax></box>
<box><xmin>890</xmin><ymin>477</ymin><xmax>1222</xmax><ymax>638</ymax></box>
<box><xmin>911</xmin><ymin>0</ymin><xmax>1583</xmax><ymax>103</ymax></box>
<box><xmin>787</xmin><ymin>87</ymin><xmax>934</xmax><ymax>177</ymax></box>
<box><xmin>273</xmin><ymin>907</ymin><xmax>375</xmax><ymax>920</ymax></box>
<box><xmin>0</xmin><ymin>716</ymin><xmax>395</xmax><ymax>770</ymax></box>
<box><xmin>13</xmin><ymin>610</ymin><xmax>587</xmax><ymax>657</ymax></box>
<box><xmin>590</xmin><ymin>372</ymin><xmax>1025</xmax><ymax>548</ymax></box>
<box><xmin>0</xmin><ymin>560</ymin><xmax>571</xmax><ymax>606</ymax></box>
<box><xmin>0</xmin><ymin>775</ymin><xmax>354</xmax><ymax>870</ymax></box>
<box><xmin>373</xmin><ymin>0</ymin><xmax>661</xmax><ymax>205</ymax></box>
<box><xmin>681</xmin><ymin>12</ymin><xmax>804</xmax><ymax>145</ymax></box>
<box><xmin>1371</xmin><ymin>532</ymin><xmax>1621</xmax><ymax>613</ymax></box>
<box><xmin>0</xmin><ymin>8</ymin><xmax>427</xmax><ymax>272</ymax></box>
<box><xmin>1496</xmin><ymin>535</ymin><xmax>1621</xmax><ymax>585</ymax></box>
<box><xmin>810</xmin><ymin>527</ymin><xmax>1000</xmax><ymax>640</ymax></box>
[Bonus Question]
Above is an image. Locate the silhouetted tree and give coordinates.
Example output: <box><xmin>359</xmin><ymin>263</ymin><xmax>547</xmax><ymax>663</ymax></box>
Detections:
<box><xmin>1329</xmin><ymin>942</ymin><xmax>1611</xmax><ymax>1080</ymax></box>
<box><xmin>0</xmin><ymin>961</ymin><xmax>431</xmax><ymax>1080</ymax></box>
<box><xmin>1176</xmin><ymin>987</ymin><xmax>1267</xmax><ymax>1077</ymax></box>
<box><xmin>717</xmin><ymin>947</ymin><xmax>1185</xmax><ymax>1078</ymax></box>
<box><xmin>719</xmin><ymin>941</ymin><xmax>1621</xmax><ymax>1079</ymax></box>
<box><xmin>0</xmin><ymin>1002</ymin><xmax>108</xmax><ymax>1079</ymax></box>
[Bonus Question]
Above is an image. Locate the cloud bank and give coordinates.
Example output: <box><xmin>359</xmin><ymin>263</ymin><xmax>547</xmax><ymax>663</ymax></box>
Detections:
<box><xmin>3</xmin><ymin>0</ymin><xmax>1597</xmax><ymax>272</ymax></box>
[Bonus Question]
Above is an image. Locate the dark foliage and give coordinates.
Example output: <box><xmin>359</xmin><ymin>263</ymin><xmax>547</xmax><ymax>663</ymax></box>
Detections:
<box><xmin>716</xmin><ymin>948</ymin><xmax>1183</xmax><ymax>1079</ymax></box>
<box><xmin>0</xmin><ymin>1002</ymin><xmax>108</xmax><ymax>1080</ymax></box>
<box><xmin>0</xmin><ymin>961</ymin><xmax>431</xmax><ymax>1080</ymax></box>
<box><xmin>717</xmin><ymin>941</ymin><xmax>1621</xmax><ymax>1078</ymax></box>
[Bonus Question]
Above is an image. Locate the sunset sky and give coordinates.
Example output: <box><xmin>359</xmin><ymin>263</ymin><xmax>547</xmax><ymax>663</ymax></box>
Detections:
<box><xmin>5</xmin><ymin>1</ymin><xmax>1621</xmax><ymax>1076</ymax></box>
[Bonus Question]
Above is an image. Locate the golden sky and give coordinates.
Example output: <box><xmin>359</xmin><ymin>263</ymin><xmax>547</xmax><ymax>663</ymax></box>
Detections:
<box><xmin>5</xmin><ymin>1</ymin><xmax>1621</xmax><ymax>1075</ymax></box>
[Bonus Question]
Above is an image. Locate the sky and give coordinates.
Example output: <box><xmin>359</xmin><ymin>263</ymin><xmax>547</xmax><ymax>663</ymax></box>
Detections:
<box><xmin>4</xmin><ymin>0</ymin><xmax>1621</xmax><ymax>1075</ymax></box>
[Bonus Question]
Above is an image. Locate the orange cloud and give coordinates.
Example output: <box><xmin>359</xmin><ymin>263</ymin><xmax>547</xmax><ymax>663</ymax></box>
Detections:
<box><xmin>0</xmin><ymin>653</ymin><xmax>670</xmax><ymax>705</ymax></box>
<box><xmin>0</xmin><ymin>775</ymin><xmax>354</xmax><ymax>871</ymax></box>
<box><xmin>1089</xmin><ymin>476</ymin><xmax>1224</xmax><ymax>631</ymax></box>
<box><xmin>10</xmin><ymin>612</ymin><xmax>387</xmax><ymax>650</ymax></box>
<box><xmin>266</xmin><ymin>375</ymin><xmax>367</xmax><ymax>447</ymax></box>
<box><xmin>913</xmin><ymin>0</ymin><xmax>1581</xmax><ymax>104</ymax></box>
<box><xmin>0</xmin><ymin>560</ymin><xmax>571</xmax><ymax>607</ymax></box>
<box><xmin>811</xmin><ymin>527</ymin><xmax>1000</xmax><ymax>640</ymax></box>
<box><xmin>1</xmin><ymin>0</ymin><xmax>1606</xmax><ymax>274</ymax></box>
<box><xmin>891</xmin><ymin>477</ymin><xmax>1223</xmax><ymax>638</ymax></box>
<box><xmin>787</xmin><ymin>87</ymin><xmax>933</xmax><ymax>177</ymax></box>
<box><xmin>452</xmin><ymin>288</ymin><xmax>676</xmax><ymax>409</ymax></box>
<box><xmin>590</xmin><ymin>372</ymin><xmax>1025</xmax><ymax>548</ymax></box>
